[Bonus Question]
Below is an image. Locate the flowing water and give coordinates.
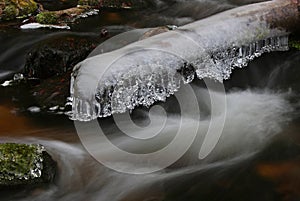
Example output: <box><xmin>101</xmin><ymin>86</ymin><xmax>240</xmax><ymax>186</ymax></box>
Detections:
<box><xmin>0</xmin><ymin>0</ymin><xmax>300</xmax><ymax>201</ymax></box>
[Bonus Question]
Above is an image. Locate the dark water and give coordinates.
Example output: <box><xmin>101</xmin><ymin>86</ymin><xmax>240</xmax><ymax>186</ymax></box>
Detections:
<box><xmin>0</xmin><ymin>0</ymin><xmax>300</xmax><ymax>201</ymax></box>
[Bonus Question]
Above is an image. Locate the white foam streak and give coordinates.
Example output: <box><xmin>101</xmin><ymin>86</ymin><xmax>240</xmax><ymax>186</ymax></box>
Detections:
<box><xmin>4</xmin><ymin>89</ymin><xmax>294</xmax><ymax>201</ymax></box>
<box><xmin>20</xmin><ymin>23</ymin><xmax>71</xmax><ymax>30</ymax></box>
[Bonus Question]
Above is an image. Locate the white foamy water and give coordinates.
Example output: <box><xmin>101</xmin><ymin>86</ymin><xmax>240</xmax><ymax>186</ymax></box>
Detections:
<box><xmin>3</xmin><ymin>88</ymin><xmax>294</xmax><ymax>201</ymax></box>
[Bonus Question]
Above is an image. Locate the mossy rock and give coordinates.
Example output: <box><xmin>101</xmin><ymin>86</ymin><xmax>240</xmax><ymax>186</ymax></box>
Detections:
<box><xmin>289</xmin><ymin>40</ymin><xmax>300</xmax><ymax>50</ymax></box>
<box><xmin>289</xmin><ymin>34</ymin><xmax>300</xmax><ymax>51</ymax></box>
<box><xmin>36</xmin><ymin>11</ymin><xmax>58</xmax><ymax>24</ymax></box>
<box><xmin>0</xmin><ymin>143</ymin><xmax>56</xmax><ymax>190</ymax></box>
<box><xmin>0</xmin><ymin>0</ymin><xmax>38</xmax><ymax>21</ymax></box>
<box><xmin>2</xmin><ymin>4</ymin><xmax>19</xmax><ymax>20</ymax></box>
<box><xmin>17</xmin><ymin>0</ymin><xmax>38</xmax><ymax>16</ymax></box>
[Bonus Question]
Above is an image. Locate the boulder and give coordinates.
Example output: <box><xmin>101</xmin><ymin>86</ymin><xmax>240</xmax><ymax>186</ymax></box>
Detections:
<box><xmin>23</xmin><ymin>34</ymin><xmax>105</xmax><ymax>109</ymax></box>
<box><xmin>0</xmin><ymin>143</ymin><xmax>56</xmax><ymax>190</ymax></box>
<box><xmin>23</xmin><ymin>27</ymin><xmax>130</xmax><ymax>109</ymax></box>
<box><xmin>24</xmin><ymin>34</ymin><xmax>104</xmax><ymax>79</ymax></box>
<box><xmin>31</xmin><ymin>72</ymin><xmax>71</xmax><ymax>110</ymax></box>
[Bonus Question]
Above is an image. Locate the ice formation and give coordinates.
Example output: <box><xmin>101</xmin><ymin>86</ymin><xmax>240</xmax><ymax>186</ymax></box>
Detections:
<box><xmin>69</xmin><ymin>1</ymin><xmax>291</xmax><ymax>121</ymax></box>
<box><xmin>20</xmin><ymin>23</ymin><xmax>71</xmax><ymax>30</ymax></box>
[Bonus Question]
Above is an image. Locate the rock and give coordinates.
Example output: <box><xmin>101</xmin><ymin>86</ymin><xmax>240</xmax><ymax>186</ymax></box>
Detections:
<box><xmin>0</xmin><ymin>0</ymin><xmax>38</xmax><ymax>21</ymax></box>
<box><xmin>35</xmin><ymin>11</ymin><xmax>58</xmax><ymax>24</ymax></box>
<box><xmin>139</xmin><ymin>26</ymin><xmax>170</xmax><ymax>40</ymax></box>
<box><xmin>289</xmin><ymin>35</ymin><xmax>300</xmax><ymax>50</ymax></box>
<box><xmin>34</xmin><ymin>5</ymin><xmax>93</xmax><ymax>25</ymax></box>
<box><xmin>27</xmin><ymin>106</ymin><xmax>41</xmax><ymax>113</ymax></box>
<box><xmin>0</xmin><ymin>1</ymin><xmax>5</xmax><ymax>16</ymax></box>
<box><xmin>0</xmin><ymin>143</ymin><xmax>56</xmax><ymax>190</ymax></box>
<box><xmin>78</xmin><ymin>0</ymin><xmax>155</xmax><ymax>9</ymax></box>
<box><xmin>35</xmin><ymin>0</ymin><xmax>77</xmax><ymax>11</ymax></box>
<box><xmin>23</xmin><ymin>34</ymin><xmax>106</xmax><ymax>108</ymax></box>
<box><xmin>24</xmin><ymin>34</ymin><xmax>103</xmax><ymax>79</ymax></box>
<box><xmin>31</xmin><ymin>72</ymin><xmax>71</xmax><ymax>110</ymax></box>
<box><xmin>23</xmin><ymin>27</ymin><xmax>135</xmax><ymax>109</ymax></box>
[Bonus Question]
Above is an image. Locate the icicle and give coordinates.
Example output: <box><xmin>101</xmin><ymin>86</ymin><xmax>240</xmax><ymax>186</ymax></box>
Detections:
<box><xmin>68</xmin><ymin>33</ymin><xmax>289</xmax><ymax>121</ymax></box>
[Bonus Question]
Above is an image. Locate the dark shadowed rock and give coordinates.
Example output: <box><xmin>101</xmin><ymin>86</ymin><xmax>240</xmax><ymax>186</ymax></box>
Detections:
<box><xmin>23</xmin><ymin>26</ymin><xmax>135</xmax><ymax>109</ymax></box>
<box><xmin>23</xmin><ymin>26</ymin><xmax>175</xmax><ymax>109</ymax></box>
<box><xmin>23</xmin><ymin>34</ymin><xmax>106</xmax><ymax>109</ymax></box>
<box><xmin>24</xmin><ymin>34</ymin><xmax>104</xmax><ymax>79</ymax></box>
<box><xmin>35</xmin><ymin>0</ymin><xmax>78</xmax><ymax>11</ymax></box>
<box><xmin>31</xmin><ymin>72</ymin><xmax>71</xmax><ymax>110</ymax></box>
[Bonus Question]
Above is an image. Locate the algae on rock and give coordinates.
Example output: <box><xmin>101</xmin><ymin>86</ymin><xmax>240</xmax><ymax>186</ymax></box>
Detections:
<box><xmin>0</xmin><ymin>143</ymin><xmax>56</xmax><ymax>190</ymax></box>
<box><xmin>36</xmin><ymin>11</ymin><xmax>58</xmax><ymax>24</ymax></box>
<box><xmin>35</xmin><ymin>6</ymin><xmax>91</xmax><ymax>24</ymax></box>
<box><xmin>289</xmin><ymin>40</ymin><xmax>300</xmax><ymax>50</ymax></box>
<box><xmin>0</xmin><ymin>0</ymin><xmax>38</xmax><ymax>21</ymax></box>
<box><xmin>0</xmin><ymin>143</ymin><xmax>45</xmax><ymax>181</ymax></box>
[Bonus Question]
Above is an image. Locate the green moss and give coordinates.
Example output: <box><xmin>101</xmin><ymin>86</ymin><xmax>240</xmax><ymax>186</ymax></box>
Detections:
<box><xmin>78</xmin><ymin>0</ymin><xmax>98</xmax><ymax>6</ymax></box>
<box><xmin>36</xmin><ymin>12</ymin><xmax>58</xmax><ymax>24</ymax></box>
<box><xmin>289</xmin><ymin>39</ymin><xmax>300</xmax><ymax>50</ymax></box>
<box><xmin>2</xmin><ymin>4</ymin><xmax>19</xmax><ymax>20</ymax></box>
<box><xmin>1</xmin><ymin>0</ymin><xmax>38</xmax><ymax>21</ymax></box>
<box><xmin>18</xmin><ymin>0</ymin><xmax>38</xmax><ymax>16</ymax></box>
<box><xmin>0</xmin><ymin>143</ymin><xmax>44</xmax><ymax>182</ymax></box>
<box><xmin>78</xmin><ymin>0</ymin><xmax>87</xmax><ymax>6</ymax></box>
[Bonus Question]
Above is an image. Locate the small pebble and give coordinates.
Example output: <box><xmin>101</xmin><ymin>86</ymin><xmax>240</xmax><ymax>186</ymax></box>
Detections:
<box><xmin>1</xmin><ymin>80</ymin><xmax>12</xmax><ymax>87</ymax></box>
<box><xmin>27</xmin><ymin>106</ymin><xmax>41</xmax><ymax>113</ymax></box>
<box><xmin>49</xmin><ymin>105</ymin><xmax>59</xmax><ymax>111</ymax></box>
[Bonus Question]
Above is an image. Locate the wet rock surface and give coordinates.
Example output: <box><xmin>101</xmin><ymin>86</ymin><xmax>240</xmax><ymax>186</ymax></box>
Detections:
<box><xmin>23</xmin><ymin>34</ymin><xmax>104</xmax><ymax>109</ymax></box>
<box><xmin>30</xmin><ymin>72</ymin><xmax>71</xmax><ymax>110</ymax></box>
<box><xmin>24</xmin><ymin>34</ymin><xmax>104</xmax><ymax>79</ymax></box>
<box><xmin>35</xmin><ymin>0</ymin><xmax>78</xmax><ymax>11</ymax></box>
<box><xmin>23</xmin><ymin>27</ymin><xmax>130</xmax><ymax>109</ymax></box>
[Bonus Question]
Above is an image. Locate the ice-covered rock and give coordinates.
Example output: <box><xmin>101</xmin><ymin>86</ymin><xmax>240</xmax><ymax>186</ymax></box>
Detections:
<box><xmin>69</xmin><ymin>0</ymin><xmax>298</xmax><ymax>121</ymax></box>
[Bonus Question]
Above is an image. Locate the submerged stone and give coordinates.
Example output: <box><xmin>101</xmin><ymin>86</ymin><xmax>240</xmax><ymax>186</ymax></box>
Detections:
<box><xmin>0</xmin><ymin>143</ymin><xmax>56</xmax><ymax>190</ymax></box>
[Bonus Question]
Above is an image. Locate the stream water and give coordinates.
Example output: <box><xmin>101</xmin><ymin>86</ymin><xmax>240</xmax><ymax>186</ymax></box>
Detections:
<box><xmin>0</xmin><ymin>0</ymin><xmax>300</xmax><ymax>201</ymax></box>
